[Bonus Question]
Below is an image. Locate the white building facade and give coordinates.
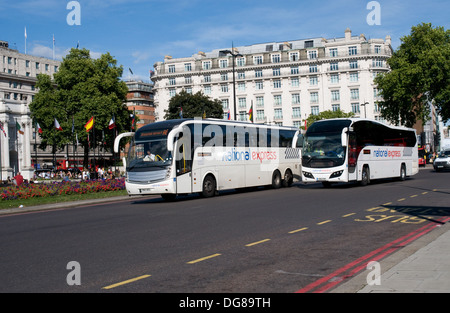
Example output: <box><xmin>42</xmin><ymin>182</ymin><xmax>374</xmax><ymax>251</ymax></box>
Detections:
<box><xmin>0</xmin><ymin>40</ymin><xmax>60</xmax><ymax>180</ymax></box>
<box><xmin>152</xmin><ymin>29</ymin><xmax>392</xmax><ymax>127</ymax></box>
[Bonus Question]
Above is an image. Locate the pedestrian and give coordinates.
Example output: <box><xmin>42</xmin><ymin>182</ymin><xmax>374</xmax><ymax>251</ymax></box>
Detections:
<box><xmin>13</xmin><ymin>172</ymin><xmax>24</xmax><ymax>187</ymax></box>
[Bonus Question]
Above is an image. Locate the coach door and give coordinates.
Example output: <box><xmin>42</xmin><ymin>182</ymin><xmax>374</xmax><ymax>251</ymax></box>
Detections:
<box><xmin>175</xmin><ymin>140</ymin><xmax>192</xmax><ymax>194</ymax></box>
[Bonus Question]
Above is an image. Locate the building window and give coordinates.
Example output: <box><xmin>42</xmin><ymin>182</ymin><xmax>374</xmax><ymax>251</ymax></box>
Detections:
<box><xmin>273</xmin><ymin>68</ymin><xmax>281</xmax><ymax>76</ymax></box>
<box><xmin>222</xmin><ymin>98</ymin><xmax>229</xmax><ymax>109</ymax></box>
<box><xmin>372</xmin><ymin>58</ymin><xmax>384</xmax><ymax>67</ymax></box>
<box><xmin>202</xmin><ymin>61</ymin><xmax>211</xmax><ymax>70</ymax></box>
<box><xmin>311</xmin><ymin>106</ymin><xmax>319</xmax><ymax>115</ymax></box>
<box><xmin>169</xmin><ymin>89</ymin><xmax>176</xmax><ymax>97</ymax></box>
<box><xmin>305</xmin><ymin>40</ymin><xmax>314</xmax><ymax>48</ymax></box>
<box><xmin>238</xmin><ymin>97</ymin><xmax>247</xmax><ymax>108</ymax></box>
<box><xmin>309</xmin><ymin>76</ymin><xmax>318</xmax><ymax>86</ymax></box>
<box><xmin>274</xmin><ymin>108</ymin><xmax>283</xmax><ymax>119</ymax></box>
<box><xmin>329</xmin><ymin>48</ymin><xmax>338</xmax><ymax>57</ymax></box>
<box><xmin>292</xmin><ymin>93</ymin><xmax>300</xmax><ymax>105</ymax></box>
<box><xmin>236</xmin><ymin>57</ymin><xmax>245</xmax><ymax>67</ymax></box>
<box><xmin>169</xmin><ymin>77</ymin><xmax>176</xmax><ymax>86</ymax></box>
<box><xmin>349</xmin><ymin>60</ymin><xmax>358</xmax><ymax>69</ymax></box>
<box><xmin>271</xmin><ymin>54</ymin><xmax>281</xmax><ymax>63</ymax></box>
<box><xmin>292</xmin><ymin>107</ymin><xmax>301</xmax><ymax>118</ymax></box>
<box><xmin>290</xmin><ymin>66</ymin><xmax>299</xmax><ymax>75</ymax></box>
<box><xmin>290</xmin><ymin>52</ymin><xmax>299</xmax><ymax>61</ymax></box>
<box><xmin>308</xmin><ymin>50</ymin><xmax>317</xmax><ymax>60</ymax></box>
<box><xmin>349</xmin><ymin>72</ymin><xmax>359</xmax><ymax>82</ymax></box>
<box><xmin>184</xmin><ymin>62</ymin><xmax>191</xmax><ymax>71</ymax></box>
<box><xmin>237</xmin><ymin>72</ymin><xmax>245</xmax><ymax>79</ymax></box>
<box><xmin>221</xmin><ymin>84</ymin><xmax>228</xmax><ymax>93</ymax></box>
<box><xmin>256</xmin><ymin>109</ymin><xmax>265</xmax><ymax>121</ymax></box>
<box><xmin>168</xmin><ymin>65</ymin><xmax>175</xmax><ymax>73</ymax></box>
<box><xmin>255</xmin><ymin>69</ymin><xmax>263</xmax><ymax>78</ymax></box>
<box><xmin>351</xmin><ymin>103</ymin><xmax>360</xmax><ymax>113</ymax></box>
<box><xmin>330</xmin><ymin>62</ymin><xmax>339</xmax><ymax>71</ymax></box>
<box><xmin>221</xmin><ymin>73</ymin><xmax>228</xmax><ymax>81</ymax></box>
<box><xmin>291</xmin><ymin>77</ymin><xmax>299</xmax><ymax>88</ymax></box>
<box><xmin>330</xmin><ymin>74</ymin><xmax>339</xmax><ymax>84</ymax></box>
<box><xmin>350</xmin><ymin>88</ymin><xmax>359</xmax><ymax>100</ymax></box>
<box><xmin>256</xmin><ymin>96</ymin><xmax>264</xmax><ymax>107</ymax></box>
<box><xmin>332</xmin><ymin>104</ymin><xmax>340</xmax><ymax>111</ymax></box>
<box><xmin>331</xmin><ymin>90</ymin><xmax>340</xmax><ymax>102</ymax></box>
<box><xmin>273</xmin><ymin>79</ymin><xmax>281</xmax><ymax>89</ymax></box>
<box><xmin>309</xmin><ymin>64</ymin><xmax>318</xmax><ymax>73</ymax></box>
<box><xmin>255</xmin><ymin>80</ymin><xmax>264</xmax><ymax>90</ymax></box>
<box><xmin>219</xmin><ymin>59</ymin><xmax>228</xmax><ymax>68</ymax></box>
<box><xmin>254</xmin><ymin>55</ymin><xmax>263</xmax><ymax>65</ymax></box>
<box><xmin>348</xmin><ymin>46</ymin><xmax>358</xmax><ymax>55</ymax></box>
<box><xmin>374</xmin><ymin>45</ymin><xmax>381</xmax><ymax>54</ymax></box>
<box><xmin>238</xmin><ymin>82</ymin><xmax>246</xmax><ymax>92</ymax></box>
<box><xmin>204</xmin><ymin>85</ymin><xmax>211</xmax><ymax>95</ymax></box>
<box><xmin>203</xmin><ymin>74</ymin><xmax>211</xmax><ymax>82</ymax></box>
<box><xmin>274</xmin><ymin>95</ymin><xmax>282</xmax><ymax>106</ymax></box>
<box><xmin>310</xmin><ymin>92</ymin><xmax>319</xmax><ymax>104</ymax></box>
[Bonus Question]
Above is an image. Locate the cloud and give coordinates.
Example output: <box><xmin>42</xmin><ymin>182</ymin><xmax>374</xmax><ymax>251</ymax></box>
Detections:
<box><xmin>131</xmin><ymin>51</ymin><xmax>150</xmax><ymax>64</ymax></box>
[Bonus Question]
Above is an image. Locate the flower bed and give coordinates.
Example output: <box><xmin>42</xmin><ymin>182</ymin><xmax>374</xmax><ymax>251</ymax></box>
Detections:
<box><xmin>1</xmin><ymin>178</ymin><xmax>125</xmax><ymax>201</ymax></box>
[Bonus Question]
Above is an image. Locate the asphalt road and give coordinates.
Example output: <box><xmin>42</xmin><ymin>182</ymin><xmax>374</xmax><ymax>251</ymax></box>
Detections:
<box><xmin>1</xmin><ymin>167</ymin><xmax>449</xmax><ymax>294</ymax></box>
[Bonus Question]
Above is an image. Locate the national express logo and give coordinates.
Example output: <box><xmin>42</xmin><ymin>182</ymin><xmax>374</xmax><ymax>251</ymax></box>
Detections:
<box><xmin>373</xmin><ymin>149</ymin><xmax>402</xmax><ymax>158</ymax></box>
<box><xmin>222</xmin><ymin>148</ymin><xmax>277</xmax><ymax>163</ymax></box>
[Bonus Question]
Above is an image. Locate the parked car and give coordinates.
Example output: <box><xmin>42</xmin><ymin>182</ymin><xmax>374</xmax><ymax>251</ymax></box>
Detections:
<box><xmin>433</xmin><ymin>150</ymin><xmax>450</xmax><ymax>172</ymax></box>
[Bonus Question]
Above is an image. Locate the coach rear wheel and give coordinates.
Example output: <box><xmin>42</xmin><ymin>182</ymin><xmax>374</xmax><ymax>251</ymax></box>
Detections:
<box><xmin>360</xmin><ymin>166</ymin><xmax>370</xmax><ymax>186</ymax></box>
<box><xmin>272</xmin><ymin>170</ymin><xmax>282</xmax><ymax>189</ymax></box>
<box><xmin>399</xmin><ymin>164</ymin><xmax>406</xmax><ymax>181</ymax></box>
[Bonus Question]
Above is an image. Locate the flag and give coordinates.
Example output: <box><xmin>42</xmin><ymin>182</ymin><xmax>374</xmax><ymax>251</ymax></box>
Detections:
<box><xmin>248</xmin><ymin>105</ymin><xmax>253</xmax><ymax>123</ymax></box>
<box><xmin>108</xmin><ymin>116</ymin><xmax>115</xmax><ymax>129</ymax></box>
<box><xmin>304</xmin><ymin>120</ymin><xmax>307</xmax><ymax>130</ymax></box>
<box><xmin>129</xmin><ymin>68</ymin><xmax>133</xmax><ymax>75</ymax></box>
<box><xmin>202</xmin><ymin>110</ymin><xmax>206</xmax><ymax>119</ymax></box>
<box><xmin>16</xmin><ymin>121</ymin><xmax>24</xmax><ymax>135</ymax></box>
<box><xmin>227</xmin><ymin>109</ymin><xmax>230</xmax><ymax>120</ymax></box>
<box><xmin>36</xmin><ymin>122</ymin><xmax>43</xmax><ymax>134</ymax></box>
<box><xmin>0</xmin><ymin>122</ymin><xmax>6</xmax><ymax>137</ymax></box>
<box><xmin>130</xmin><ymin>114</ymin><xmax>135</xmax><ymax>130</ymax></box>
<box><xmin>24</xmin><ymin>27</ymin><xmax>27</xmax><ymax>39</ymax></box>
<box><xmin>54</xmin><ymin>118</ymin><xmax>63</xmax><ymax>131</ymax></box>
<box><xmin>84</xmin><ymin>116</ymin><xmax>94</xmax><ymax>132</ymax></box>
<box><xmin>179</xmin><ymin>107</ymin><xmax>183</xmax><ymax>119</ymax></box>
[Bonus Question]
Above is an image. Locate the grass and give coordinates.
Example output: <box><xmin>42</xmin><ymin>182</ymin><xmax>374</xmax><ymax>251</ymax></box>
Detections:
<box><xmin>0</xmin><ymin>179</ymin><xmax>128</xmax><ymax>211</ymax></box>
<box><xmin>0</xmin><ymin>189</ymin><xmax>128</xmax><ymax>210</ymax></box>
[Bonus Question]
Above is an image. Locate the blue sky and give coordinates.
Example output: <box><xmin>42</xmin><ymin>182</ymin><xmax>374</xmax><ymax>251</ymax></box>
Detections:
<box><xmin>1</xmin><ymin>0</ymin><xmax>449</xmax><ymax>81</ymax></box>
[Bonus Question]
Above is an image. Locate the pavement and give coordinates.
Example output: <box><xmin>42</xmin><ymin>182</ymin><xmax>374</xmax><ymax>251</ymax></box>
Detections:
<box><xmin>2</xmin><ymin>172</ymin><xmax>450</xmax><ymax>293</ymax></box>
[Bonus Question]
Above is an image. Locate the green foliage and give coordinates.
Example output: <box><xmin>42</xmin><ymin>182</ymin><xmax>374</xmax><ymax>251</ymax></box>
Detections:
<box><xmin>375</xmin><ymin>23</ymin><xmax>450</xmax><ymax>127</ymax></box>
<box><xmin>30</xmin><ymin>48</ymin><xmax>132</xmax><ymax>164</ymax></box>
<box><xmin>164</xmin><ymin>90</ymin><xmax>223</xmax><ymax>119</ymax></box>
<box><xmin>305</xmin><ymin>110</ymin><xmax>354</xmax><ymax>129</ymax></box>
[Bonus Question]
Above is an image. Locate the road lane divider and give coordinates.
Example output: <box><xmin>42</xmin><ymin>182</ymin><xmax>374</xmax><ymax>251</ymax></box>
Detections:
<box><xmin>102</xmin><ymin>274</ymin><xmax>151</xmax><ymax>290</ymax></box>
<box><xmin>317</xmin><ymin>220</ymin><xmax>332</xmax><ymax>225</ymax></box>
<box><xmin>187</xmin><ymin>253</ymin><xmax>221</xmax><ymax>264</ymax></box>
<box><xmin>246</xmin><ymin>239</ymin><xmax>271</xmax><ymax>247</ymax></box>
<box><xmin>289</xmin><ymin>227</ymin><xmax>308</xmax><ymax>234</ymax></box>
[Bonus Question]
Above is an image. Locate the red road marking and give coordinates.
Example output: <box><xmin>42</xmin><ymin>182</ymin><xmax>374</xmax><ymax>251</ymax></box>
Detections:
<box><xmin>296</xmin><ymin>217</ymin><xmax>450</xmax><ymax>293</ymax></box>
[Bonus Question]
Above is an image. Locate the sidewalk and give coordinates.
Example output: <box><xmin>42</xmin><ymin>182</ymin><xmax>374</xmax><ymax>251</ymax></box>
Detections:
<box><xmin>333</xmin><ymin>221</ymin><xmax>450</xmax><ymax>293</ymax></box>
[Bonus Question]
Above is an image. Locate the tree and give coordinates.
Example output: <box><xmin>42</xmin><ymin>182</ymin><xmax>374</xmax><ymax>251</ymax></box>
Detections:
<box><xmin>305</xmin><ymin>110</ymin><xmax>354</xmax><ymax>129</ymax></box>
<box><xmin>374</xmin><ymin>23</ymin><xmax>450</xmax><ymax>127</ymax></box>
<box><xmin>164</xmin><ymin>90</ymin><xmax>223</xmax><ymax>120</ymax></box>
<box><xmin>30</xmin><ymin>48</ymin><xmax>131</xmax><ymax>168</ymax></box>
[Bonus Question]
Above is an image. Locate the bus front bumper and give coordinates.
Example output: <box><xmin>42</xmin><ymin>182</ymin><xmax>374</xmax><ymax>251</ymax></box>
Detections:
<box><xmin>125</xmin><ymin>179</ymin><xmax>176</xmax><ymax>196</ymax></box>
<box><xmin>302</xmin><ymin>168</ymin><xmax>347</xmax><ymax>183</ymax></box>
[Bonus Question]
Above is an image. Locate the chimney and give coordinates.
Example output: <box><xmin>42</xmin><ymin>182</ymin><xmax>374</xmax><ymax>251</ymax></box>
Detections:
<box><xmin>345</xmin><ymin>28</ymin><xmax>352</xmax><ymax>41</ymax></box>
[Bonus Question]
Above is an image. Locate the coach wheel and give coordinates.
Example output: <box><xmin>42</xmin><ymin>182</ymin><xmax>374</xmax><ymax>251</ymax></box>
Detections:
<box><xmin>360</xmin><ymin>166</ymin><xmax>370</xmax><ymax>186</ymax></box>
<box><xmin>272</xmin><ymin>170</ymin><xmax>282</xmax><ymax>189</ymax></box>
<box><xmin>202</xmin><ymin>175</ymin><xmax>216</xmax><ymax>198</ymax></box>
<box><xmin>282</xmin><ymin>169</ymin><xmax>294</xmax><ymax>187</ymax></box>
<box><xmin>399</xmin><ymin>164</ymin><xmax>406</xmax><ymax>181</ymax></box>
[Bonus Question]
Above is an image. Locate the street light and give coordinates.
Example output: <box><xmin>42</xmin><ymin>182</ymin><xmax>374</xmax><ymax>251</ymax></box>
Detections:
<box><xmin>361</xmin><ymin>101</ymin><xmax>368</xmax><ymax>119</ymax></box>
<box><xmin>219</xmin><ymin>48</ymin><xmax>243</xmax><ymax>121</ymax></box>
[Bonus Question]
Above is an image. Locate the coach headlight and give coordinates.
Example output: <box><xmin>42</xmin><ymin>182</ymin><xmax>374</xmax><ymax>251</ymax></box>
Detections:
<box><xmin>165</xmin><ymin>166</ymin><xmax>172</xmax><ymax>180</ymax></box>
<box><xmin>330</xmin><ymin>170</ymin><xmax>343</xmax><ymax>178</ymax></box>
<box><xmin>302</xmin><ymin>171</ymin><xmax>314</xmax><ymax>179</ymax></box>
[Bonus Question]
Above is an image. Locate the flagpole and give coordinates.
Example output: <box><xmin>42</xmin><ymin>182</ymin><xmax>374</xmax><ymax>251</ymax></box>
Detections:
<box><xmin>24</xmin><ymin>27</ymin><xmax>27</xmax><ymax>55</ymax></box>
<box><xmin>52</xmin><ymin>34</ymin><xmax>55</xmax><ymax>60</ymax></box>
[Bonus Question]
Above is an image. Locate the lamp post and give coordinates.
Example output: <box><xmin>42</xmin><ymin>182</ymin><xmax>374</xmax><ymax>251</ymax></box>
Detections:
<box><xmin>219</xmin><ymin>48</ymin><xmax>243</xmax><ymax>121</ymax></box>
<box><xmin>361</xmin><ymin>101</ymin><xmax>368</xmax><ymax>119</ymax></box>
